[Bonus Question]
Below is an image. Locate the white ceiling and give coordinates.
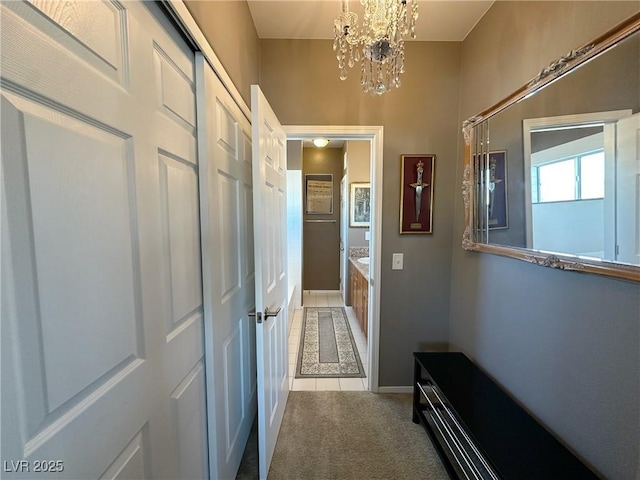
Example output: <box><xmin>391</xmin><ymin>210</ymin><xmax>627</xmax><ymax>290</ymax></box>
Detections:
<box><xmin>247</xmin><ymin>1</ymin><xmax>494</xmax><ymax>42</ymax></box>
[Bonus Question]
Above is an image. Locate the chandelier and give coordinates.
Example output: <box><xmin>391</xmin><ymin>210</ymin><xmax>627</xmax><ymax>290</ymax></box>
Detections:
<box><xmin>333</xmin><ymin>0</ymin><xmax>418</xmax><ymax>95</ymax></box>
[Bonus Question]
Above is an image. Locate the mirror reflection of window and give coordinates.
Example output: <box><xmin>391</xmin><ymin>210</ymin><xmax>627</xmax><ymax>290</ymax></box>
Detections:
<box><xmin>580</xmin><ymin>151</ymin><xmax>605</xmax><ymax>199</ymax></box>
<box><xmin>537</xmin><ymin>158</ymin><xmax>577</xmax><ymax>202</ymax></box>
<box><xmin>524</xmin><ymin>112</ymin><xmax>639</xmax><ymax>266</ymax></box>
<box><xmin>528</xmin><ymin>127</ymin><xmax>609</xmax><ymax>260</ymax></box>
<box><xmin>533</xmin><ymin>149</ymin><xmax>605</xmax><ymax>203</ymax></box>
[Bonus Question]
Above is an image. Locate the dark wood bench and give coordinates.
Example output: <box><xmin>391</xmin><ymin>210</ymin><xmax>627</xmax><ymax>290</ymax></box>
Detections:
<box><xmin>412</xmin><ymin>352</ymin><xmax>600</xmax><ymax>479</ymax></box>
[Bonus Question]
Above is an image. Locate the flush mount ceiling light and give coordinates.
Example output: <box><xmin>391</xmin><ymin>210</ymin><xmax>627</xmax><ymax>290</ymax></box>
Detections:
<box><xmin>313</xmin><ymin>138</ymin><xmax>330</xmax><ymax>148</ymax></box>
<box><xmin>333</xmin><ymin>0</ymin><xmax>418</xmax><ymax>95</ymax></box>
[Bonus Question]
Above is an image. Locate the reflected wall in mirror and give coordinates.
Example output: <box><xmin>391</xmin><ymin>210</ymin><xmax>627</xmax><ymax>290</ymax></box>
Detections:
<box><xmin>462</xmin><ymin>13</ymin><xmax>640</xmax><ymax>282</ymax></box>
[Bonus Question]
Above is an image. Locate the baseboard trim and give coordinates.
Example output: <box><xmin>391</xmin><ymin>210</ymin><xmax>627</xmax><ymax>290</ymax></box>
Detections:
<box><xmin>377</xmin><ymin>386</ymin><xmax>413</xmax><ymax>394</ymax></box>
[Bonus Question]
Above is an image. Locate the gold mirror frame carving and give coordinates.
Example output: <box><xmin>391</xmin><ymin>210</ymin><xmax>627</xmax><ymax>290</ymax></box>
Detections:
<box><xmin>462</xmin><ymin>12</ymin><xmax>640</xmax><ymax>283</ymax></box>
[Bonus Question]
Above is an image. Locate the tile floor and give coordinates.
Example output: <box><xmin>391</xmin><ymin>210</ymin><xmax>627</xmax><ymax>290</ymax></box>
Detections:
<box><xmin>288</xmin><ymin>290</ymin><xmax>368</xmax><ymax>391</ymax></box>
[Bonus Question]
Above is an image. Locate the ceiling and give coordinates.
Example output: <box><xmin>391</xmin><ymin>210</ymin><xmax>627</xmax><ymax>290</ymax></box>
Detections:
<box><xmin>247</xmin><ymin>1</ymin><xmax>494</xmax><ymax>42</ymax></box>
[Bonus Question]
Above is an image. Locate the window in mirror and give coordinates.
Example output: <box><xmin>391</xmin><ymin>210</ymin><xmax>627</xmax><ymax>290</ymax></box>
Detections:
<box><xmin>537</xmin><ymin>158</ymin><xmax>577</xmax><ymax>202</ymax></box>
<box><xmin>533</xmin><ymin>149</ymin><xmax>605</xmax><ymax>203</ymax></box>
<box><xmin>580</xmin><ymin>151</ymin><xmax>605</xmax><ymax>199</ymax></box>
<box><xmin>524</xmin><ymin>112</ymin><xmax>634</xmax><ymax>263</ymax></box>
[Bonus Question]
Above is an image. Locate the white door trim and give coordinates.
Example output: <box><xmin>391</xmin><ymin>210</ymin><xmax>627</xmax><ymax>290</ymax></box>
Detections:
<box><xmin>283</xmin><ymin>125</ymin><xmax>383</xmax><ymax>393</ymax></box>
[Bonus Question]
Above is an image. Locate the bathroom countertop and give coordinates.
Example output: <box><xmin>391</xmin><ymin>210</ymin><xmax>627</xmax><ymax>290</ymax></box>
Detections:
<box><xmin>349</xmin><ymin>257</ymin><xmax>369</xmax><ymax>280</ymax></box>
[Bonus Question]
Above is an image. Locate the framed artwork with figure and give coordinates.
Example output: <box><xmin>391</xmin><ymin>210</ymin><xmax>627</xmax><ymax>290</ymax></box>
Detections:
<box><xmin>400</xmin><ymin>155</ymin><xmax>435</xmax><ymax>234</ymax></box>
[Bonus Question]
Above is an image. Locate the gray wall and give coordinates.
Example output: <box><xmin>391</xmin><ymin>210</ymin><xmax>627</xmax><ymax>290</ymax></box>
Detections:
<box><xmin>303</xmin><ymin>147</ymin><xmax>343</xmax><ymax>290</ymax></box>
<box><xmin>184</xmin><ymin>0</ymin><xmax>259</xmax><ymax>107</ymax></box>
<box><xmin>260</xmin><ymin>40</ymin><xmax>461</xmax><ymax>385</ymax></box>
<box><xmin>287</xmin><ymin>140</ymin><xmax>303</xmax><ymax>170</ymax></box>
<box><xmin>345</xmin><ymin>141</ymin><xmax>371</xmax><ymax>249</ymax></box>
<box><xmin>452</xmin><ymin>3</ymin><xmax>640</xmax><ymax>479</ymax></box>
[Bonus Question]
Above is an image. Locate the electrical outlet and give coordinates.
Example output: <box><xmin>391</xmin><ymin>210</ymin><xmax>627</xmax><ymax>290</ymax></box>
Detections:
<box><xmin>392</xmin><ymin>253</ymin><xmax>403</xmax><ymax>270</ymax></box>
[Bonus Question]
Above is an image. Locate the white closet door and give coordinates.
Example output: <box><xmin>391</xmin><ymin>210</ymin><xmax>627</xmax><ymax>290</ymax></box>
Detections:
<box><xmin>1</xmin><ymin>2</ymin><xmax>206</xmax><ymax>478</ymax></box>
<box><xmin>196</xmin><ymin>53</ymin><xmax>257</xmax><ymax>480</ymax></box>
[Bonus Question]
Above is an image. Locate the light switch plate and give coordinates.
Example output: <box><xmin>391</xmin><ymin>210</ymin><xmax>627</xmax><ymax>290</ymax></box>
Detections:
<box><xmin>392</xmin><ymin>253</ymin><xmax>403</xmax><ymax>270</ymax></box>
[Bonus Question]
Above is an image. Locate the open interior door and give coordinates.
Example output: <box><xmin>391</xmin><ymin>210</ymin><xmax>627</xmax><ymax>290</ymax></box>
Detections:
<box><xmin>251</xmin><ymin>85</ymin><xmax>289</xmax><ymax>479</ymax></box>
<box><xmin>616</xmin><ymin>112</ymin><xmax>640</xmax><ymax>265</ymax></box>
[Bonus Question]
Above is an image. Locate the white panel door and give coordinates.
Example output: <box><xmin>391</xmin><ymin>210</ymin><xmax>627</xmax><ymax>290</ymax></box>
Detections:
<box><xmin>1</xmin><ymin>2</ymin><xmax>207</xmax><ymax>478</ymax></box>
<box><xmin>616</xmin><ymin>112</ymin><xmax>640</xmax><ymax>265</ymax></box>
<box><xmin>196</xmin><ymin>54</ymin><xmax>257</xmax><ymax>480</ymax></box>
<box><xmin>251</xmin><ymin>85</ymin><xmax>289</xmax><ymax>480</ymax></box>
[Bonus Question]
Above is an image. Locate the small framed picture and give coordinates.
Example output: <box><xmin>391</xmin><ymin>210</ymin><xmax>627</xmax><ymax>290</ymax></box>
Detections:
<box><xmin>305</xmin><ymin>174</ymin><xmax>333</xmax><ymax>214</ymax></box>
<box><xmin>349</xmin><ymin>182</ymin><xmax>370</xmax><ymax>227</ymax></box>
<box><xmin>400</xmin><ymin>155</ymin><xmax>435</xmax><ymax>234</ymax></box>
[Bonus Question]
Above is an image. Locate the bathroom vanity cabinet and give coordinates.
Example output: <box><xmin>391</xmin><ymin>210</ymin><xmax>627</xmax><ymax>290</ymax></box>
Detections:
<box><xmin>349</xmin><ymin>261</ymin><xmax>368</xmax><ymax>338</ymax></box>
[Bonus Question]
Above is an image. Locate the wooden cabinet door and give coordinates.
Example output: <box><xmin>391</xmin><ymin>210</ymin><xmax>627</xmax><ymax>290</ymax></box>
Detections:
<box><xmin>362</xmin><ymin>283</ymin><xmax>368</xmax><ymax>339</ymax></box>
<box><xmin>349</xmin><ymin>264</ymin><xmax>356</xmax><ymax>307</ymax></box>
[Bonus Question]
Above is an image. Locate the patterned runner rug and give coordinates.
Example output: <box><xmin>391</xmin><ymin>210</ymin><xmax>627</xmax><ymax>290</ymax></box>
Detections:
<box><xmin>295</xmin><ymin>307</ymin><xmax>365</xmax><ymax>378</ymax></box>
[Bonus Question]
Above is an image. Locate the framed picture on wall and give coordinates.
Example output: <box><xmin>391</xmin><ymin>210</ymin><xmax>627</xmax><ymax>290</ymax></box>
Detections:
<box><xmin>305</xmin><ymin>174</ymin><xmax>333</xmax><ymax>214</ymax></box>
<box><xmin>400</xmin><ymin>154</ymin><xmax>435</xmax><ymax>234</ymax></box>
<box><xmin>349</xmin><ymin>182</ymin><xmax>370</xmax><ymax>227</ymax></box>
<box><xmin>472</xmin><ymin>150</ymin><xmax>508</xmax><ymax>230</ymax></box>
<box><xmin>487</xmin><ymin>150</ymin><xmax>508</xmax><ymax>229</ymax></box>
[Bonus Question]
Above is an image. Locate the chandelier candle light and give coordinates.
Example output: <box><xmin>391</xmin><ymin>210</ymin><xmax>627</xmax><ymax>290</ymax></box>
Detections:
<box><xmin>333</xmin><ymin>0</ymin><xmax>418</xmax><ymax>95</ymax></box>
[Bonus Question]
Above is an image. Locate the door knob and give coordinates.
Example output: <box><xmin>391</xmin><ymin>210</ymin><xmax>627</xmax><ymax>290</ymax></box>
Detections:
<box><xmin>264</xmin><ymin>306</ymin><xmax>281</xmax><ymax>319</ymax></box>
<box><xmin>249</xmin><ymin>306</ymin><xmax>281</xmax><ymax>324</ymax></box>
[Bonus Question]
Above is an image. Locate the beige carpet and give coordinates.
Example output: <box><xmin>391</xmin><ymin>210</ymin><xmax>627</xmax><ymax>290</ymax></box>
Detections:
<box><xmin>266</xmin><ymin>391</ymin><xmax>448</xmax><ymax>480</ymax></box>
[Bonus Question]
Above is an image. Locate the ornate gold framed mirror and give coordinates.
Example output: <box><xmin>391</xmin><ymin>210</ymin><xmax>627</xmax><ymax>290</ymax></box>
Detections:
<box><xmin>462</xmin><ymin>12</ymin><xmax>640</xmax><ymax>283</ymax></box>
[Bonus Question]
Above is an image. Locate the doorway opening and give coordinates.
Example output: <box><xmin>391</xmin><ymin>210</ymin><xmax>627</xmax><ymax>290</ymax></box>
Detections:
<box><xmin>283</xmin><ymin>125</ymin><xmax>384</xmax><ymax>393</ymax></box>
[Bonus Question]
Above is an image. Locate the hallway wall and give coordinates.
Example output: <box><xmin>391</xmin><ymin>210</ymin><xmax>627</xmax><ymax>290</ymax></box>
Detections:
<box><xmin>344</xmin><ymin>141</ymin><xmax>371</xmax><ymax>249</ymax></box>
<box><xmin>303</xmin><ymin>147</ymin><xmax>343</xmax><ymax>290</ymax></box>
<box><xmin>260</xmin><ymin>40</ymin><xmax>461</xmax><ymax>386</ymax></box>
<box><xmin>452</xmin><ymin>3</ymin><xmax>640</xmax><ymax>479</ymax></box>
<box><xmin>184</xmin><ymin>0</ymin><xmax>259</xmax><ymax>107</ymax></box>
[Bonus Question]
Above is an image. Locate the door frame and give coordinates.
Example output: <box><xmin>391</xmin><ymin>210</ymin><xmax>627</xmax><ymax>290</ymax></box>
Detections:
<box><xmin>284</xmin><ymin>125</ymin><xmax>383</xmax><ymax>393</ymax></box>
